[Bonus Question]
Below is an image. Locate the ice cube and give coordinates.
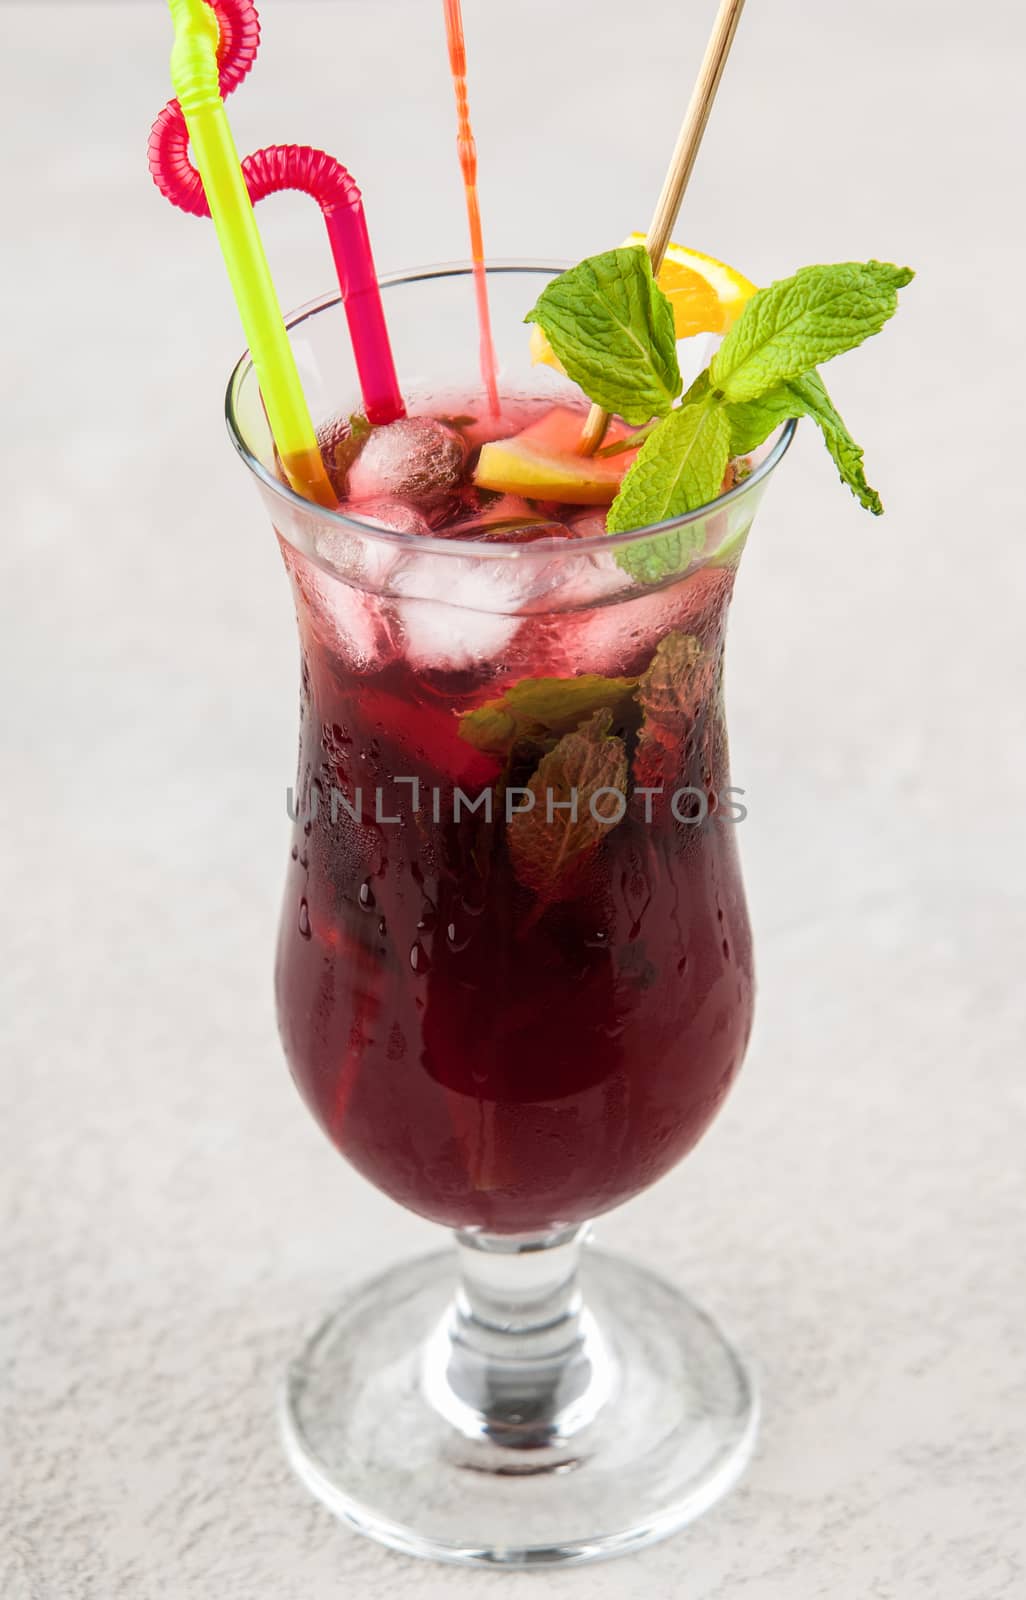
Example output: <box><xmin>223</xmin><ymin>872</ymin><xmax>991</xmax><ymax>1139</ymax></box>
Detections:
<box><xmin>317</xmin><ymin>413</ymin><xmax>371</xmax><ymax>499</ymax></box>
<box><xmin>390</xmin><ymin>550</ymin><xmax>568</xmax><ymax>672</ymax></box>
<box><xmin>344</xmin><ymin>496</ymin><xmax>434</xmax><ymax>539</ymax></box>
<box><xmin>488</xmin><ymin>548</ymin><xmax>632</xmax><ymax>676</ymax></box>
<box><xmin>389</xmin><ymin>558</ymin><xmax>519</xmax><ymax>670</ymax></box>
<box><xmin>558</xmin><ymin>564</ymin><xmax>736</xmax><ymax>677</ymax></box>
<box><xmin>314</xmin><ymin>506</ymin><xmax>415</xmax><ymax>592</ymax></box>
<box><xmin>291</xmin><ymin>534</ymin><xmax>398</xmax><ymax>672</ymax></box>
<box><xmin>569</xmin><ymin>510</ymin><xmax>610</xmax><ymax>540</ymax></box>
<box><xmin>389</xmin><ymin>532</ymin><xmax>626</xmax><ymax>672</ymax></box>
<box><xmin>559</xmin><ymin>584</ymin><xmax>677</xmax><ymax>677</ymax></box>
<box><xmin>347</xmin><ymin>417</ymin><xmax>468</xmax><ymax>508</ymax></box>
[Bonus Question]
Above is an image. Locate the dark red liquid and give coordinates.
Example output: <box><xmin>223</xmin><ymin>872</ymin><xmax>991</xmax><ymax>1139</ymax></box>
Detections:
<box><xmin>275</xmin><ymin>497</ymin><xmax>754</xmax><ymax>1232</ymax></box>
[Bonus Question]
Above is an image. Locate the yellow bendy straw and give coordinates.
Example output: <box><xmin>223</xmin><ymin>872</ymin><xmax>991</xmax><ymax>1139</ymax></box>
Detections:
<box><xmin>166</xmin><ymin>0</ymin><xmax>335</xmax><ymax>506</ymax></box>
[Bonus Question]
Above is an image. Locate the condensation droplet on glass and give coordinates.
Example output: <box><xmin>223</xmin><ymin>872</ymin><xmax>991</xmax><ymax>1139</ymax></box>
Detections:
<box><xmin>409</xmin><ymin>940</ymin><xmax>431</xmax><ymax>974</ymax></box>
<box><xmin>298</xmin><ymin>899</ymin><xmax>312</xmax><ymax>939</ymax></box>
<box><xmin>446</xmin><ymin>920</ymin><xmax>471</xmax><ymax>953</ymax></box>
<box><xmin>359</xmin><ymin>880</ymin><xmax>376</xmax><ymax>911</ymax></box>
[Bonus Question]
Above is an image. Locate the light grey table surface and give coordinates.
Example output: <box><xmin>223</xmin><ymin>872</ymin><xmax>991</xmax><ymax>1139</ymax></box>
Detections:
<box><xmin>2</xmin><ymin>2</ymin><xmax>1024</xmax><ymax>1596</ymax></box>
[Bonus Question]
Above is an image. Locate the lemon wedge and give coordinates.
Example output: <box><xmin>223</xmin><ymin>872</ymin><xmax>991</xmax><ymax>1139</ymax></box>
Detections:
<box><xmin>474</xmin><ymin>407</ymin><xmax>640</xmax><ymax>504</ymax></box>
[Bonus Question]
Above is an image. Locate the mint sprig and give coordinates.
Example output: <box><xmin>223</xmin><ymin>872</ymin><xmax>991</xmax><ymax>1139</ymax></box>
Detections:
<box><xmin>525</xmin><ymin>253</ymin><xmax>913</xmax><ymax>565</ymax></box>
<box><xmin>710</xmin><ymin>261</ymin><xmax>914</xmax><ymax>403</ymax></box>
<box><xmin>459</xmin><ymin>671</ymin><xmax>639</xmax><ymax>760</ymax></box>
<box><xmin>633</xmin><ymin>631</ymin><xmax>710</xmax><ymax>797</ymax></box>
<box><xmin>605</xmin><ymin>401</ymin><xmax>731</xmax><ymax>579</ymax></box>
<box><xmin>525</xmin><ymin>248</ymin><xmax>681</xmax><ymax>425</ymax></box>
<box><xmin>508</xmin><ymin>709</ymin><xmax>629</xmax><ymax>900</ymax></box>
<box><xmin>728</xmin><ymin>369</ymin><xmax>882</xmax><ymax>513</ymax></box>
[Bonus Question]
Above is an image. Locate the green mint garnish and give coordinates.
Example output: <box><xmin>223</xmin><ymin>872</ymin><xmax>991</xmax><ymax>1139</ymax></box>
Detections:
<box><xmin>524</xmin><ymin>254</ymin><xmax>913</xmax><ymax>561</ymax></box>
<box><xmin>709</xmin><ymin>261</ymin><xmax>914</xmax><ymax>404</ymax></box>
<box><xmin>508</xmin><ymin>709</ymin><xmax>628</xmax><ymax>899</ymax></box>
<box><xmin>459</xmin><ymin>672</ymin><xmax>639</xmax><ymax>760</ymax></box>
<box><xmin>525</xmin><ymin>248</ymin><xmax>681</xmax><ymax>425</ymax></box>
<box><xmin>727</xmin><ymin>369</ymin><xmax>882</xmax><ymax>513</ymax></box>
<box><xmin>781</xmin><ymin>370</ymin><xmax>882</xmax><ymax>514</ymax></box>
<box><xmin>605</xmin><ymin>402</ymin><xmax>732</xmax><ymax>578</ymax></box>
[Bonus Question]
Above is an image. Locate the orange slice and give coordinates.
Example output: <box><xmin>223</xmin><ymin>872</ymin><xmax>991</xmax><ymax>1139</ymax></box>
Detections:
<box><xmin>531</xmin><ymin>239</ymin><xmax>757</xmax><ymax>371</ymax></box>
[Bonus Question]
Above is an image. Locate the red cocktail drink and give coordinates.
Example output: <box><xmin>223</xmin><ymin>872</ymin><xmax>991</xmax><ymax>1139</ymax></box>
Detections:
<box><xmin>228</xmin><ymin>265</ymin><xmax>800</xmax><ymax>1562</ymax></box>
<box><xmin>276</xmin><ymin>397</ymin><xmax>754</xmax><ymax>1233</ymax></box>
<box><xmin>170</xmin><ymin>0</ymin><xmax>908</xmax><ymax>1547</ymax></box>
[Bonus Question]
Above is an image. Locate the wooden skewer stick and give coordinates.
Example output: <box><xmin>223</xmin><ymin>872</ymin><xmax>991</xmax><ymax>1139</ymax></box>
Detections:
<box><xmin>578</xmin><ymin>0</ymin><xmax>747</xmax><ymax>456</ymax></box>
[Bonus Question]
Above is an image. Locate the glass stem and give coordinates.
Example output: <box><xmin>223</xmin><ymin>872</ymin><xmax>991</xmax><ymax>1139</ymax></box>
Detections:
<box><xmin>421</xmin><ymin>1225</ymin><xmax>617</xmax><ymax>1450</ymax></box>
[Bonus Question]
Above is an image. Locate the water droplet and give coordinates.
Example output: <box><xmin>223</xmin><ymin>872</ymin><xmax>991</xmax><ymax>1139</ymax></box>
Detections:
<box><xmin>358</xmin><ymin>880</ymin><xmax>376</xmax><ymax>911</ymax></box>
<box><xmin>409</xmin><ymin>940</ymin><xmax>431</xmax><ymax>974</ymax></box>
<box><xmin>298</xmin><ymin>899</ymin><xmax>311</xmax><ymax>939</ymax></box>
<box><xmin>299</xmin><ymin>851</ymin><xmax>309</xmax><ymax>870</ymax></box>
<box><xmin>290</xmin><ymin>844</ymin><xmax>298</xmax><ymax>861</ymax></box>
<box><xmin>721</xmin><ymin>938</ymin><xmax>730</xmax><ymax>961</ymax></box>
<box><xmin>446</xmin><ymin>919</ymin><xmax>472</xmax><ymax>953</ymax></box>
<box><xmin>678</xmin><ymin>953</ymin><xmax>689</xmax><ymax>975</ymax></box>
<box><xmin>378</xmin><ymin>917</ymin><xmax>388</xmax><ymax>937</ymax></box>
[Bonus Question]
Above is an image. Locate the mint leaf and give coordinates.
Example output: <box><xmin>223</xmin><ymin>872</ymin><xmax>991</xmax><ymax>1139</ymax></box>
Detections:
<box><xmin>508</xmin><ymin>709</ymin><xmax>628</xmax><ymax>899</ymax></box>
<box><xmin>723</xmin><ymin>388</ymin><xmax>799</xmax><ymax>455</ymax></box>
<box><xmin>727</xmin><ymin>368</ymin><xmax>882</xmax><ymax>513</ymax></box>
<box><xmin>710</xmin><ymin>261</ymin><xmax>914</xmax><ymax>404</ymax></box>
<box><xmin>606</xmin><ymin>401</ymin><xmax>732</xmax><ymax>579</ymax></box>
<box><xmin>634</xmin><ymin>631</ymin><xmax>714</xmax><ymax>796</ymax></box>
<box><xmin>525</xmin><ymin>248</ymin><xmax>681</xmax><ymax>425</ymax></box>
<box><xmin>459</xmin><ymin>672</ymin><xmax>639</xmax><ymax>760</ymax></box>
<box><xmin>789</xmin><ymin>371</ymin><xmax>883</xmax><ymax>514</ymax></box>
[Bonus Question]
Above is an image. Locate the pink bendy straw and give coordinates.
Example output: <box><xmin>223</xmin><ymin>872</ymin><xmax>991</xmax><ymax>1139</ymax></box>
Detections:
<box><xmin>149</xmin><ymin>0</ymin><xmax>405</xmax><ymax>427</ymax></box>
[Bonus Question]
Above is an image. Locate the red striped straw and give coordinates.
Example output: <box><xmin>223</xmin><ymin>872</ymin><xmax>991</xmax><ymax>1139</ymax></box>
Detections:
<box><xmin>149</xmin><ymin>0</ymin><xmax>405</xmax><ymax>426</ymax></box>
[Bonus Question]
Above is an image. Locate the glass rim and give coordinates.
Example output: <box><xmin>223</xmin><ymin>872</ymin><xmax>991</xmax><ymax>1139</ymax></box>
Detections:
<box><xmin>225</xmin><ymin>260</ymin><xmax>797</xmax><ymax>564</ymax></box>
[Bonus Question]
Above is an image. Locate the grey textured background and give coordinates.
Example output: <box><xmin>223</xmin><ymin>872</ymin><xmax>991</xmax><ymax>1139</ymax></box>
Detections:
<box><xmin>2</xmin><ymin>2</ymin><xmax>1025</xmax><ymax>1596</ymax></box>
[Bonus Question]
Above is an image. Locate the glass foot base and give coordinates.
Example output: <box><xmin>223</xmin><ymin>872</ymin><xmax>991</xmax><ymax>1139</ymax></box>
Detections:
<box><xmin>282</xmin><ymin>1245</ymin><xmax>757</xmax><ymax>1568</ymax></box>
